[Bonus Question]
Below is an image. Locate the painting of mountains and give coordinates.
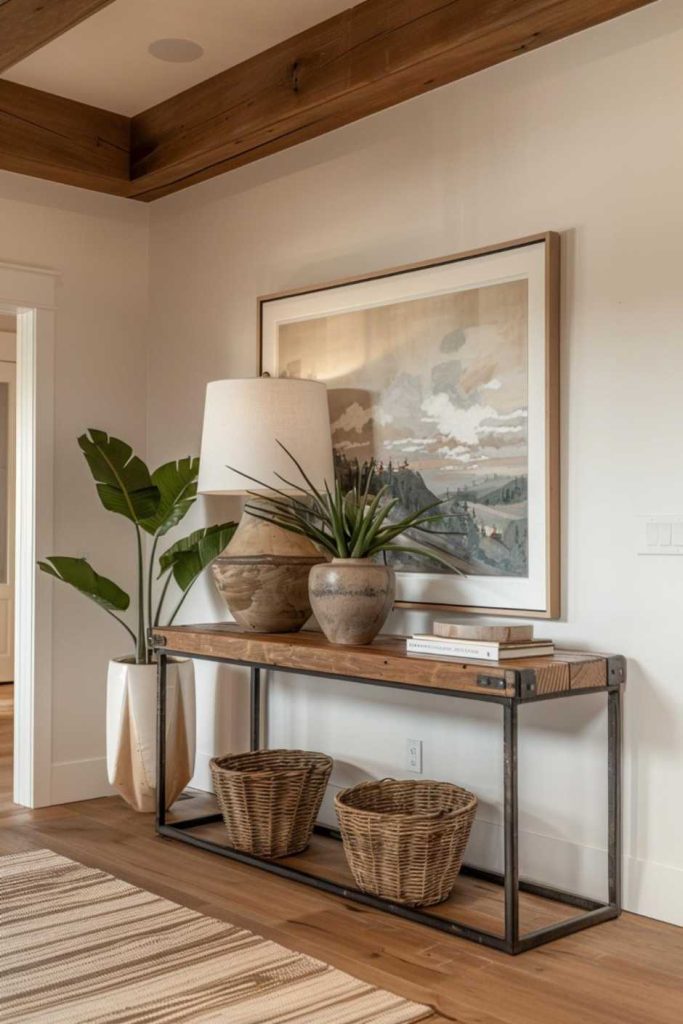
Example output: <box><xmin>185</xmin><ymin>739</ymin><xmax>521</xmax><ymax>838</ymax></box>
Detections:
<box><xmin>277</xmin><ymin>279</ymin><xmax>529</xmax><ymax>578</ymax></box>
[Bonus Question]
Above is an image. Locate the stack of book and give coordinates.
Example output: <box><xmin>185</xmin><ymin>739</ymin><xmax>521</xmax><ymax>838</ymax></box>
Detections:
<box><xmin>406</xmin><ymin>622</ymin><xmax>553</xmax><ymax>662</ymax></box>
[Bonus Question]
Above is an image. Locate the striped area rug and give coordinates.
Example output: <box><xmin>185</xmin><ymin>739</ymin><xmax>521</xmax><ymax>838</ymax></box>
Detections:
<box><xmin>0</xmin><ymin>849</ymin><xmax>431</xmax><ymax>1024</ymax></box>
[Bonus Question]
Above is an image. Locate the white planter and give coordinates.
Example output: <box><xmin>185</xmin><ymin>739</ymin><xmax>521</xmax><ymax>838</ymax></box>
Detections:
<box><xmin>106</xmin><ymin>657</ymin><xmax>196</xmax><ymax>813</ymax></box>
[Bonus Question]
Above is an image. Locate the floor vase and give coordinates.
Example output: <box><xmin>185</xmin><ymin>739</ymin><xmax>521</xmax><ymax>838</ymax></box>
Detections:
<box><xmin>106</xmin><ymin>657</ymin><xmax>195</xmax><ymax>812</ymax></box>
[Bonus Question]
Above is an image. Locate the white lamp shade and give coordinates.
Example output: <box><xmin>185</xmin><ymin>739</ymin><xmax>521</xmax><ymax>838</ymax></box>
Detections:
<box><xmin>198</xmin><ymin>377</ymin><xmax>334</xmax><ymax>495</ymax></box>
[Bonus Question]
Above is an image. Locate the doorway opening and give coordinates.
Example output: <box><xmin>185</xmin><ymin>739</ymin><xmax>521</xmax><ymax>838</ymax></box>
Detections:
<box><xmin>0</xmin><ymin>261</ymin><xmax>57</xmax><ymax>810</ymax></box>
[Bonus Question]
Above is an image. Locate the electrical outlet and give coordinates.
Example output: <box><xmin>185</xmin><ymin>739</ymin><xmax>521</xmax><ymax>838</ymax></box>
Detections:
<box><xmin>407</xmin><ymin>738</ymin><xmax>423</xmax><ymax>773</ymax></box>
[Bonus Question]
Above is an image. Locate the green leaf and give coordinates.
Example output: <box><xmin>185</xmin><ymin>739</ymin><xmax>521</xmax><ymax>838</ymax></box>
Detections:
<box><xmin>369</xmin><ymin>499</ymin><xmax>448</xmax><ymax>550</ymax></box>
<box><xmin>351</xmin><ymin>487</ymin><xmax>392</xmax><ymax>556</ymax></box>
<box><xmin>78</xmin><ymin>429</ymin><xmax>160</xmax><ymax>524</ymax></box>
<box><xmin>272</xmin><ymin>472</ymin><xmax>328</xmax><ymax>518</ymax></box>
<box><xmin>38</xmin><ymin>556</ymin><xmax>130</xmax><ymax>610</ymax></box>
<box><xmin>140</xmin><ymin>457</ymin><xmax>199</xmax><ymax>536</ymax></box>
<box><xmin>325</xmin><ymin>480</ymin><xmax>347</xmax><ymax>557</ymax></box>
<box><xmin>244</xmin><ymin>504</ymin><xmax>336</xmax><ymax>555</ymax></box>
<box><xmin>377</xmin><ymin>543</ymin><xmax>467</xmax><ymax>574</ymax></box>
<box><xmin>276</xmin><ymin>440</ymin><xmax>327</xmax><ymax>506</ymax></box>
<box><xmin>158</xmin><ymin>522</ymin><xmax>237</xmax><ymax>593</ymax></box>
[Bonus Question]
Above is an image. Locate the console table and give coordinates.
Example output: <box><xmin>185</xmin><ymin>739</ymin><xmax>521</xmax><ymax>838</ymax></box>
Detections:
<box><xmin>150</xmin><ymin>625</ymin><xmax>625</xmax><ymax>955</ymax></box>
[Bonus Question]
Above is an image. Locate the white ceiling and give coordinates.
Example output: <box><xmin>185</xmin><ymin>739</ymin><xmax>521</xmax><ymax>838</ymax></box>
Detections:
<box><xmin>2</xmin><ymin>0</ymin><xmax>353</xmax><ymax>116</ymax></box>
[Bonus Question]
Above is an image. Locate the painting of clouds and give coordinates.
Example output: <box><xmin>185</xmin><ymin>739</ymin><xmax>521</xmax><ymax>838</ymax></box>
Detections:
<box><xmin>277</xmin><ymin>279</ymin><xmax>529</xmax><ymax>578</ymax></box>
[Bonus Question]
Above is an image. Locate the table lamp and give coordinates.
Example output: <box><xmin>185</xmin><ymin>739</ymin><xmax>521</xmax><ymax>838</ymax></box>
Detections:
<box><xmin>198</xmin><ymin>377</ymin><xmax>334</xmax><ymax>632</ymax></box>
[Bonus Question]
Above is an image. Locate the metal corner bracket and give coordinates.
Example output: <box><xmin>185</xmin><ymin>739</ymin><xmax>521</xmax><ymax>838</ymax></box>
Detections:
<box><xmin>476</xmin><ymin>674</ymin><xmax>507</xmax><ymax>691</ymax></box>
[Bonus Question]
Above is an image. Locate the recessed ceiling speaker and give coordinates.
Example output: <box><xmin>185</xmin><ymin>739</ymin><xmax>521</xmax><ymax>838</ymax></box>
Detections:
<box><xmin>148</xmin><ymin>38</ymin><xmax>204</xmax><ymax>63</ymax></box>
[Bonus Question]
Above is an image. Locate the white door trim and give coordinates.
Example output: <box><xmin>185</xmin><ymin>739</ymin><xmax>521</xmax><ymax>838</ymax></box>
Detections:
<box><xmin>0</xmin><ymin>359</ymin><xmax>17</xmax><ymax>683</ymax></box>
<box><xmin>0</xmin><ymin>260</ymin><xmax>57</xmax><ymax>808</ymax></box>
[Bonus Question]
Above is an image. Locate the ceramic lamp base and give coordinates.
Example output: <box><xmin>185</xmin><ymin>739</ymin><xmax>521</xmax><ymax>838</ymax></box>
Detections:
<box><xmin>211</xmin><ymin>512</ymin><xmax>325</xmax><ymax>633</ymax></box>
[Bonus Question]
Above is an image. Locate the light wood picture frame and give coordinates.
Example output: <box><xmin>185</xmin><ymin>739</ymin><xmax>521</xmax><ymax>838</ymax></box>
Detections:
<box><xmin>259</xmin><ymin>233</ymin><xmax>560</xmax><ymax>619</ymax></box>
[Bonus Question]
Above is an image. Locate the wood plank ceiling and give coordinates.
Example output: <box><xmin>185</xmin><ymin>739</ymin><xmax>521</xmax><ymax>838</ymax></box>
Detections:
<box><xmin>0</xmin><ymin>0</ymin><xmax>657</xmax><ymax>202</ymax></box>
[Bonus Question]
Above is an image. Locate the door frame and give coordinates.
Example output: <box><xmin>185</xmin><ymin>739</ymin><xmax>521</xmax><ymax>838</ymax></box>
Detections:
<box><xmin>0</xmin><ymin>358</ymin><xmax>17</xmax><ymax>683</ymax></box>
<box><xmin>0</xmin><ymin>260</ymin><xmax>57</xmax><ymax>808</ymax></box>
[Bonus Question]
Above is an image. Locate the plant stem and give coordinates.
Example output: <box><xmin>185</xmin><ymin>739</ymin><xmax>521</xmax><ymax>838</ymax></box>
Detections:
<box><xmin>167</xmin><ymin>586</ymin><xmax>190</xmax><ymax>626</ymax></box>
<box><xmin>103</xmin><ymin>607</ymin><xmax>138</xmax><ymax>647</ymax></box>
<box><xmin>154</xmin><ymin>572</ymin><xmax>173</xmax><ymax>627</ymax></box>
<box><xmin>135</xmin><ymin>525</ymin><xmax>146</xmax><ymax>664</ymax></box>
<box><xmin>147</xmin><ymin>534</ymin><xmax>159</xmax><ymax>635</ymax></box>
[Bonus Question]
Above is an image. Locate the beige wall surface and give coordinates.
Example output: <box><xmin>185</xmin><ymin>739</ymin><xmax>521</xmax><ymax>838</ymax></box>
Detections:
<box><xmin>145</xmin><ymin>0</ymin><xmax>683</xmax><ymax>925</ymax></box>
<box><xmin>0</xmin><ymin>173</ymin><xmax>150</xmax><ymax>801</ymax></box>
<box><xmin>0</xmin><ymin>330</ymin><xmax>15</xmax><ymax>362</ymax></box>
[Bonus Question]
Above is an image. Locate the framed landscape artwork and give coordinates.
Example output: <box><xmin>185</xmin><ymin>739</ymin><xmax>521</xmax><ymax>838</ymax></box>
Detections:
<box><xmin>259</xmin><ymin>233</ymin><xmax>560</xmax><ymax>618</ymax></box>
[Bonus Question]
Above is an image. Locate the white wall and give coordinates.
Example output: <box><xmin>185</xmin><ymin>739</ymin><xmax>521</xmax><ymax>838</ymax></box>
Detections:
<box><xmin>0</xmin><ymin>172</ymin><xmax>150</xmax><ymax>802</ymax></box>
<box><xmin>145</xmin><ymin>0</ymin><xmax>683</xmax><ymax>925</ymax></box>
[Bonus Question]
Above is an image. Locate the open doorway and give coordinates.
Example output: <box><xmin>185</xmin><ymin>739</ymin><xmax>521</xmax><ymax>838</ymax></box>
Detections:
<box><xmin>0</xmin><ymin>312</ymin><xmax>15</xmax><ymax>810</ymax></box>
<box><xmin>0</xmin><ymin>260</ymin><xmax>57</xmax><ymax>811</ymax></box>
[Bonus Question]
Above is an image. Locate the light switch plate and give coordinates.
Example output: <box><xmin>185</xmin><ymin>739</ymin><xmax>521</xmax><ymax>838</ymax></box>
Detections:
<box><xmin>638</xmin><ymin>515</ymin><xmax>683</xmax><ymax>555</ymax></box>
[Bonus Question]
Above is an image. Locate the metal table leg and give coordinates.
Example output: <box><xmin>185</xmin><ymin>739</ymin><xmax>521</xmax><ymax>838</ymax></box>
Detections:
<box><xmin>156</xmin><ymin>651</ymin><xmax>168</xmax><ymax>830</ymax></box>
<box><xmin>513</xmin><ymin>686</ymin><xmax>622</xmax><ymax>953</ymax></box>
<box><xmin>503</xmin><ymin>699</ymin><xmax>519</xmax><ymax>951</ymax></box>
<box><xmin>250</xmin><ymin>666</ymin><xmax>262</xmax><ymax>751</ymax></box>
<box><xmin>608</xmin><ymin>685</ymin><xmax>622</xmax><ymax>910</ymax></box>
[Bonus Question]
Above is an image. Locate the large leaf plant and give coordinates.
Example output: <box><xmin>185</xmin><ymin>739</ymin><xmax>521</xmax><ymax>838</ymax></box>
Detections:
<box><xmin>39</xmin><ymin>429</ymin><xmax>236</xmax><ymax>664</ymax></box>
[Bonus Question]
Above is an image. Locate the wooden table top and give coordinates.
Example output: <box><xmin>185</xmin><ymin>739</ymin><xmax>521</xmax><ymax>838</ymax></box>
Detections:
<box><xmin>152</xmin><ymin>624</ymin><xmax>625</xmax><ymax>701</ymax></box>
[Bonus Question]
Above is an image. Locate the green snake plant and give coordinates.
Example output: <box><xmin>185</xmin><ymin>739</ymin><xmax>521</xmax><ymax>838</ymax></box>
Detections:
<box><xmin>230</xmin><ymin>442</ymin><xmax>464</xmax><ymax>571</ymax></box>
<box><xmin>38</xmin><ymin>429</ymin><xmax>236</xmax><ymax>664</ymax></box>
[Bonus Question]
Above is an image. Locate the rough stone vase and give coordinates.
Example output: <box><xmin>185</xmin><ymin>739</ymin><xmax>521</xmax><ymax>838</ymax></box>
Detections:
<box><xmin>106</xmin><ymin>657</ymin><xmax>196</xmax><ymax>813</ymax></box>
<box><xmin>309</xmin><ymin>558</ymin><xmax>396</xmax><ymax>646</ymax></box>
<box><xmin>212</xmin><ymin>512</ymin><xmax>326</xmax><ymax>633</ymax></box>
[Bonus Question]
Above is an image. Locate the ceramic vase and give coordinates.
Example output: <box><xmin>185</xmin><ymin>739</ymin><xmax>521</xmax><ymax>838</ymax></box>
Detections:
<box><xmin>308</xmin><ymin>558</ymin><xmax>395</xmax><ymax>645</ymax></box>
<box><xmin>106</xmin><ymin>657</ymin><xmax>196</xmax><ymax>812</ymax></box>
<box><xmin>211</xmin><ymin>512</ymin><xmax>326</xmax><ymax>632</ymax></box>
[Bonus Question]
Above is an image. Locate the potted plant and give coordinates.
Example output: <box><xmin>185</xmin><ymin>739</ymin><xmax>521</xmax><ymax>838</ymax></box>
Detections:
<box><xmin>231</xmin><ymin>444</ymin><xmax>461</xmax><ymax>645</ymax></box>
<box><xmin>39</xmin><ymin>429</ymin><xmax>236</xmax><ymax>811</ymax></box>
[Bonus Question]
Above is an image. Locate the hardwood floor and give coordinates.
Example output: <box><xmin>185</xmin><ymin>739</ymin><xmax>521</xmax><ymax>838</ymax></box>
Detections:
<box><xmin>0</xmin><ymin>683</ymin><xmax>13</xmax><ymax>814</ymax></box>
<box><xmin>1</xmin><ymin>685</ymin><xmax>681</xmax><ymax>1023</ymax></box>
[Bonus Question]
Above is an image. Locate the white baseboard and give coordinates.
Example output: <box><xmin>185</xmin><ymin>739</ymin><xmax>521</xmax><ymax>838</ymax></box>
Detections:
<box><xmin>469</xmin><ymin>818</ymin><xmax>683</xmax><ymax>924</ymax></box>
<box><xmin>190</xmin><ymin>750</ymin><xmax>216</xmax><ymax>795</ymax></box>
<box><xmin>50</xmin><ymin>757</ymin><xmax>115</xmax><ymax>804</ymax></box>
<box><xmin>51</xmin><ymin>750</ymin><xmax>217</xmax><ymax>807</ymax></box>
<box><xmin>466</xmin><ymin>817</ymin><xmax>608</xmax><ymax>900</ymax></box>
<box><xmin>623</xmin><ymin>855</ymin><xmax>683</xmax><ymax>926</ymax></box>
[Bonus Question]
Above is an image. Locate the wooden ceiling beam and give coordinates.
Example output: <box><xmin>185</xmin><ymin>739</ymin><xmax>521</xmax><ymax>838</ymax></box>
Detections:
<box><xmin>0</xmin><ymin>0</ymin><xmax>116</xmax><ymax>73</ymax></box>
<box><xmin>128</xmin><ymin>0</ymin><xmax>656</xmax><ymax>201</ymax></box>
<box><xmin>0</xmin><ymin>80</ymin><xmax>130</xmax><ymax>196</ymax></box>
<box><xmin>0</xmin><ymin>0</ymin><xmax>657</xmax><ymax>201</ymax></box>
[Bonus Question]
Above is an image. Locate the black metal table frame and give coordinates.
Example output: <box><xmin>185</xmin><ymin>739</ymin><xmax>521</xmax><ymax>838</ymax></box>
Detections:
<box><xmin>154</xmin><ymin>644</ymin><xmax>623</xmax><ymax>955</ymax></box>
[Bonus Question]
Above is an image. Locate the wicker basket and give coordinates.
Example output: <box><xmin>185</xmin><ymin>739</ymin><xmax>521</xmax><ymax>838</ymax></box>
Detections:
<box><xmin>210</xmin><ymin>749</ymin><xmax>333</xmax><ymax>859</ymax></box>
<box><xmin>335</xmin><ymin>778</ymin><xmax>477</xmax><ymax>907</ymax></box>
